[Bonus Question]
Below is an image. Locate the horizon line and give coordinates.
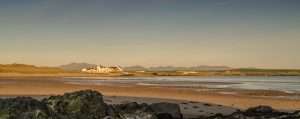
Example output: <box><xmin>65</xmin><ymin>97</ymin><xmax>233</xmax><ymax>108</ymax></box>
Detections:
<box><xmin>2</xmin><ymin>63</ymin><xmax>300</xmax><ymax>70</ymax></box>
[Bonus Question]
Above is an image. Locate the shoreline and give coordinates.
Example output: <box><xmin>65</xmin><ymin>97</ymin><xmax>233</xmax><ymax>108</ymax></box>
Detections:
<box><xmin>0</xmin><ymin>77</ymin><xmax>299</xmax><ymax>110</ymax></box>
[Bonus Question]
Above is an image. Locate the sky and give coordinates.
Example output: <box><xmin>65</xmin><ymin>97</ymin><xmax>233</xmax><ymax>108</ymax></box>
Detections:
<box><xmin>0</xmin><ymin>0</ymin><xmax>300</xmax><ymax>68</ymax></box>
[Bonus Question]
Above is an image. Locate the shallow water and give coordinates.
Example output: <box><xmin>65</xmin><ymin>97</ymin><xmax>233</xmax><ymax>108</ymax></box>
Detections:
<box><xmin>64</xmin><ymin>76</ymin><xmax>300</xmax><ymax>93</ymax></box>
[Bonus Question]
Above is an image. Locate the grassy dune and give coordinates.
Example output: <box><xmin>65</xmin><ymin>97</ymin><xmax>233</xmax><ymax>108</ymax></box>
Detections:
<box><xmin>0</xmin><ymin>64</ymin><xmax>65</xmax><ymax>74</ymax></box>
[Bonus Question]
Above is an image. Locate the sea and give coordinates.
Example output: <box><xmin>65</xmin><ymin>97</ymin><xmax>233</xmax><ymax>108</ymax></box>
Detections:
<box><xmin>63</xmin><ymin>76</ymin><xmax>300</xmax><ymax>94</ymax></box>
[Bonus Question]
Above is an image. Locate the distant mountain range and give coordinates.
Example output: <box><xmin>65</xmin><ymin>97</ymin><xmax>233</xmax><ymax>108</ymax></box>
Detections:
<box><xmin>147</xmin><ymin>65</ymin><xmax>231</xmax><ymax>71</ymax></box>
<box><xmin>1</xmin><ymin>63</ymin><xmax>299</xmax><ymax>76</ymax></box>
<box><xmin>59</xmin><ymin>63</ymin><xmax>231</xmax><ymax>71</ymax></box>
<box><xmin>59</xmin><ymin>63</ymin><xmax>97</xmax><ymax>71</ymax></box>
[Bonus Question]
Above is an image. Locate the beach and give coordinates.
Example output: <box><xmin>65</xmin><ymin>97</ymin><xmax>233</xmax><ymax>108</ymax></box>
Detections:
<box><xmin>0</xmin><ymin>76</ymin><xmax>300</xmax><ymax>113</ymax></box>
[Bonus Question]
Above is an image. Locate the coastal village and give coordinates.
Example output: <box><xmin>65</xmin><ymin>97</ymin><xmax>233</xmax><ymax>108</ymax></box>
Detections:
<box><xmin>81</xmin><ymin>65</ymin><xmax>123</xmax><ymax>73</ymax></box>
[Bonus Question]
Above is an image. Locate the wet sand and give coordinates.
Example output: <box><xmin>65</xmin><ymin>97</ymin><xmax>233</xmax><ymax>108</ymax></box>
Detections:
<box><xmin>0</xmin><ymin>77</ymin><xmax>300</xmax><ymax>112</ymax></box>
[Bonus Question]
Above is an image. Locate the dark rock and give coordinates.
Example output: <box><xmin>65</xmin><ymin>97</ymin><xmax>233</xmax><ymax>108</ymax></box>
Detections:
<box><xmin>193</xmin><ymin>105</ymin><xmax>199</xmax><ymax>109</ymax></box>
<box><xmin>42</xmin><ymin>90</ymin><xmax>108</xmax><ymax>119</ymax></box>
<box><xmin>119</xmin><ymin>111</ymin><xmax>157</xmax><ymax>119</ymax></box>
<box><xmin>181</xmin><ymin>102</ymin><xmax>188</xmax><ymax>105</ymax></box>
<box><xmin>245</xmin><ymin>105</ymin><xmax>275</xmax><ymax>115</ymax></box>
<box><xmin>3</xmin><ymin>90</ymin><xmax>300</xmax><ymax>119</ymax></box>
<box><xmin>227</xmin><ymin>111</ymin><xmax>246</xmax><ymax>119</ymax></box>
<box><xmin>206</xmin><ymin>113</ymin><xmax>226</xmax><ymax>119</ymax></box>
<box><xmin>197</xmin><ymin>106</ymin><xmax>300</xmax><ymax>119</ymax></box>
<box><xmin>157</xmin><ymin>113</ymin><xmax>173</xmax><ymax>119</ymax></box>
<box><xmin>106</xmin><ymin>105</ymin><xmax>119</xmax><ymax>118</ymax></box>
<box><xmin>114</xmin><ymin>102</ymin><xmax>151</xmax><ymax>113</ymax></box>
<box><xmin>150</xmin><ymin>102</ymin><xmax>183</xmax><ymax>119</ymax></box>
<box><xmin>0</xmin><ymin>97</ymin><xmax>56</xmax><ymax>119</ymax></box>
<box><xmin>0</xmin><ymin>90</ymin><xmax>177</xmax><ymax>119</ymax></box>
<box><xmin>113</xmin><ymin>102</ymin><xmax>157</xmax><ymax>119</ymax></box>
<box><xmin>203</xmin><ymin>103</ymin><xmax>212</xmax><ymax>107</ymax></box>
<box><xmin>0</xmin><ymin>90</ymin><xmax>161</xmax><ymax>119</ymax></box>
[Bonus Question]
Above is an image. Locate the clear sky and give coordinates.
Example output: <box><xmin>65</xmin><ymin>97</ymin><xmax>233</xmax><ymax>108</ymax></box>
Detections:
<box><xmin>0</xmin><ymin>0</ymin><xmax>300</xmax><ymax>68</ymax></box>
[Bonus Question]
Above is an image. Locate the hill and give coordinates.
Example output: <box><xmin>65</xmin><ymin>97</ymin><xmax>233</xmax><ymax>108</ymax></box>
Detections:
<box><xmin>123</xmin><ymin>65</ymin><xmax>148</xmax><ymax>71</ymax></box>
<box><xmin>0</xmin><ymin>64</ymin><xmax>65</xmax><ymax>74</ymax></box>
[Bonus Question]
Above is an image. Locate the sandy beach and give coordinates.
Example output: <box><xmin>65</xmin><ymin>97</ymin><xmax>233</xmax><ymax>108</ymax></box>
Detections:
<box><xmin>0</xmin><ymin>76</ymin><xmax>299</xmax><ymax>112</ymax></box>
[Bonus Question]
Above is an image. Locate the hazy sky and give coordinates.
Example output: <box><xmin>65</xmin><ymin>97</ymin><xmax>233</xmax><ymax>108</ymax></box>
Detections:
<box><xmin>0</xmin><ymin>0</ymin><xmax>300</xmax><ymax>68</ymax></box>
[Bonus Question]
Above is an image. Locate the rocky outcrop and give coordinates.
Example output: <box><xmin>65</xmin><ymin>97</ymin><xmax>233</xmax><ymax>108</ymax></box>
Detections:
<box><xmin>0</xmin><ymin>97</ymin><xmax>55</xmax><ymax>119</ymax></box>
<box><xmin>0</xmin><ymin>90</ymin><xmax>181</xmax><ymax>119</ymax></box>
<box><xmin>42</xmin><ymin>90</ymin><xmax>108</xmax><ymax>119</ymax></box>
<box><xmin>198</xmin><ymin>106</ymin><xmax>300</xmax><ymax>119</ymax></box>
<box><xmin>150</xmin><ymin>103</ymin><xmax>182</xmax><ymax>119</ymax></box>
<box><xmin>0</xmin><ymin>90</ymin><xmax>299</xmax><ymax>119</ymax></box>
<box><xmin>112</xmin><ymin>102</ymin><xmax>158</xmax><ymax>119</ymax></box>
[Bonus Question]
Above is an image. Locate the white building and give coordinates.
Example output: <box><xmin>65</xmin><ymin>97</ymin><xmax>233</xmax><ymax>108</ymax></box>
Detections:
<box><xmin>81</xmin><ymin>65</ymin><xmax>123</xmax><ymax>73</ymax></box>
